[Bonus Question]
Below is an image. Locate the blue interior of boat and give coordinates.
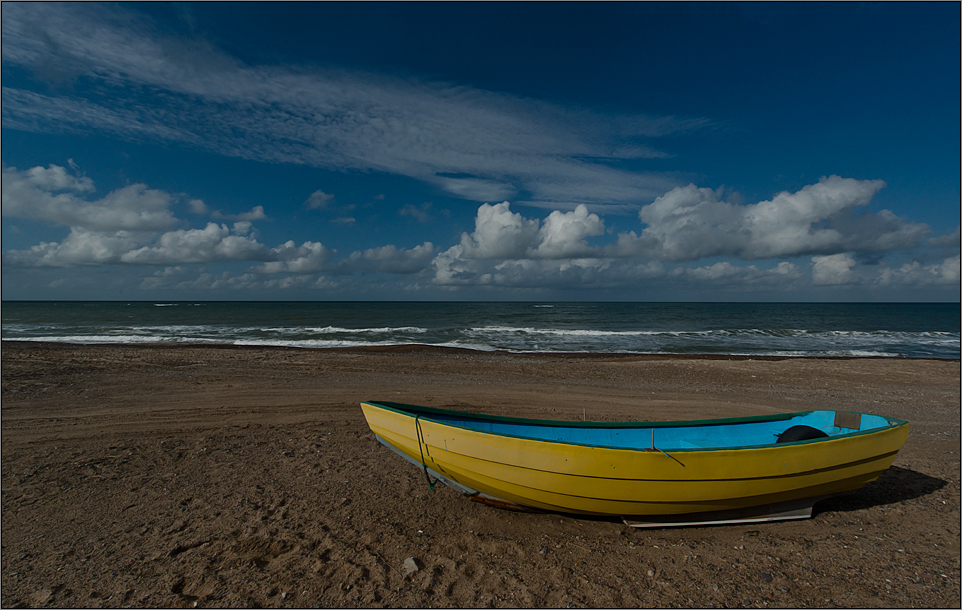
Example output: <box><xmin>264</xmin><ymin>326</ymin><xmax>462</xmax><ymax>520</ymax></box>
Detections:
<box><xmin>422</xmin><ymin>410</ymin><xmax>894</xmax><ymax>450</ymax></box>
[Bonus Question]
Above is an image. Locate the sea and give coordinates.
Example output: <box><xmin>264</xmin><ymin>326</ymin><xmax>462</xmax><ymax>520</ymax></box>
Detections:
<box><xmin>1</xmin><ymin>302</ymin><xmax>959</xmax><ymax>360</ymax></box>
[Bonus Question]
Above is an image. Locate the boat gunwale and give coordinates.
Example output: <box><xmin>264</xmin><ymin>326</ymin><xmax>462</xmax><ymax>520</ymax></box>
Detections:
<box><xmin>361</xmin><ymin>400</ymin><xmax>909</xmax><ymax>453</ymax></box>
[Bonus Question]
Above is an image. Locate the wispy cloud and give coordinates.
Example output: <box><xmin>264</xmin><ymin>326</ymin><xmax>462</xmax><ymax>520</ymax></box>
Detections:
<box><xmin>211</xmin><ymin>206</ymin><xmax>267</xmax><ymax>222</ymax></box>
<box><xmin>1</xmin><ymin>3</ymin><xmax>710</xmax><ymax>212</ymax></box>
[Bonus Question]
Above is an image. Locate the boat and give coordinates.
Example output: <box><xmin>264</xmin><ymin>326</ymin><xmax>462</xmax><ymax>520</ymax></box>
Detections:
<box><xmin>360</xmin><ymin>401</ymin><xmax>909</xmax><ymax>527</ymax></box>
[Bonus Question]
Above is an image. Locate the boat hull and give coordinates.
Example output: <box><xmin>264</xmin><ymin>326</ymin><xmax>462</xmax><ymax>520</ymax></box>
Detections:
<box><xmin>360</xmin><ymin>402</ymin><xmax>909</xmax><ymax>520</ymax></box>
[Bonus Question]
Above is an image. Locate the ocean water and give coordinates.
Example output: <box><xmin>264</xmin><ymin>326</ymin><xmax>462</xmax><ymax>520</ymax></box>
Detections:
<box><xmin>2</xmin><ymin>301</ymin><xmax>959</xmax><ymax>359</ymax></box>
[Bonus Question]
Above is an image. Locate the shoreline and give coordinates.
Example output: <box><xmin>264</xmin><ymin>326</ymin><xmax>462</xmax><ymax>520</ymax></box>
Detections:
<box><xmin>3</xmin><ymin>339</ymin><xmax>959</xmax><ymax>362</ymax></box>
<box><xmin>2</xmin><ymin>341</ymin><xmax>959</xmax><ymax>607</ymax></box>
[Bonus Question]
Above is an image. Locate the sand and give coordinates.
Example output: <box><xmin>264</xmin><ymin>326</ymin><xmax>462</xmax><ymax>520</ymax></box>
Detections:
<box><xmin>1</xmin><ymin>341</ymin><xmax>959</xmax><ymax>608</ymax></box>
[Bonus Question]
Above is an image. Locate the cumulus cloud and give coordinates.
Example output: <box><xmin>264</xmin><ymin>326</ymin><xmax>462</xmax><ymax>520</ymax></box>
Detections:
<box><xmin>811</xmin><ymin>253</ymin><xmax>859</xmax><ymax>285</ymax></box>
<box><xmin>164</xmin><ymin>271</ymin><xmax>261</xmax><ymax>291</ymax></box>
<box><xmin>929</xmin><ymin>226</ymin><xmax>960</xmax><ymax>248</ymax></box>
<box><xmin>305</xmin><ymin>190</ymin><xmax>334</xmax><ymax>210</ymax></box>
<box><xmin>0</xmin><ymin>3</ymin><xmax>711</xmax><ymax>211</ymax></box>
<box><xmin>345</xmin><ymin>243</ymin><xmax>435</xmax><ymax>274</ymax></box>
<box><xmin>533</xmin><ymin>205</ymin><xmax>605</xmax><ymax>259</ymax></box>
<box><xmin>139</xmin><ymin>264</ymin><xmax>351</xmax><ymax>292</ymax></box>
<box><xmin>451</xmin><ymin>202</ymin><xmax>604</xmax><ymax>261</ymax></box>
<box><xmin>434</xmin><ymin>202</ymin><xmax>611</xmax><ymax>287</ymax></box>
<box><xmin>636</xmin><ymin>176</ymin><xmax>929</xmax><ymax>261</ymax></box>
<box><xmin>806</xmin><ymin>252</ymin><xmax>960</xmax><ymax>288</ymax></box>
<box><xmin>1</xmin><ymin>163</ymin><xmax>328</xmax><ymax>271</ymax></box>
<box><xmin>120</xmin><ymin>222</ymin><xmax>270</xmax><ymax>265</ymax></box>
<box><xmin>3</xmin><ymin>228</ymin><xmax>145</xmax><ymax>267</ymax></box>
<box><xmin>876</xmin><ymin>255</ymin><xmax>960</xmax><ymax>287</ymax></box>
<box><xmin>433</xmin><ymin>254</ymin><xmax>672</xmax><ymax>291</ymax></box>
<box><xmin>426</xmin><ymin>189</ymin><xmax>948</xmax><ymax>293</ymax></box>
<box><xmin>434</xmin><ymin>250</ymin><xmax>598</xmax><ymax>289</ymax></box>
<box><xmin>140</xmin><ymin>266</ymin><xmax>189</xmax><ymax>290</ymax></box>
<box><xmin>4</xmin><ymin>157</ymin><xmax>956</xmax><ymax>297</ymax></box>
<box><xmin>428</xmin><ymin>191</ymin><xmax>939</xmax><ymax>290</ymax></box>
<box><xmin>669</xmin><ymin>261</ymin><xmax>804</xmax><ymax>286</ymax></box>
<box><xmin>1</xmin><ymin>162</ymin><xmax>276</xmax><ymax>268</ymax></box>
<box><xmin>1</xmin><ymin>163</ymin><xmax>276</xmax><ymax>268</ymax></box>
<box><xmin>2</xmin><ymin>163</ymin><xmax>179</xmax><ymax>231</ymax></box>
<box><xmin>249</xmin><ymin>241</ymin><xmax>335</xmax><ymax>274</ymax></box>
<box><xmin>457</xmin><ymin>202</ymin><xmax>540</xmax><ymax>259</ymax></box>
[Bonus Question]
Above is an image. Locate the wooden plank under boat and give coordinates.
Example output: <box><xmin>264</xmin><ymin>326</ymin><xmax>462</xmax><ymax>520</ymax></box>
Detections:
<box><xmin>360</xmin><ymin>401</ymin><xmax>909</xmax><ymax>527</ymax></box>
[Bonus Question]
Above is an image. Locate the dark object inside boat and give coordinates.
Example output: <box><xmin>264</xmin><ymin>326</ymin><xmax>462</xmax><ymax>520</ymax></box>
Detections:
<box><xmin>775</xmin><ymin>425</ymin><xmax>829</xmax><ymax>443</ymax></box>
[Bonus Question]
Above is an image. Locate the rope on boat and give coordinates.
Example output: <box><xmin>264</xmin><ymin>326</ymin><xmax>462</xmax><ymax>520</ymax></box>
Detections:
<box><xmin>648</xmin><ymin>428</ymin><xmax>686</xmax><ymax>467</ymax></box>
<box><xmin>414</xmin><ymin>414</ymin><xmax>438</xmax><ymax>490</ymax></box>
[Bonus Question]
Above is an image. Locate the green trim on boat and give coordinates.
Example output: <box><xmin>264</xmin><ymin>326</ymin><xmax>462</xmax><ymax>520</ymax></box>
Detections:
<box><xmin>364</xmin><ymin>400</ymin><xmax>907</xmax><ymax>429</ymax></box>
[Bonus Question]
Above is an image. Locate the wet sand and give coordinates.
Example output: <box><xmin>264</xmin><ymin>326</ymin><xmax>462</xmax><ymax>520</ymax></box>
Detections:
<box><xmin>1</xmin><ymin>341</ymin><xmax>959</xmax><ymax>608</ymax></box>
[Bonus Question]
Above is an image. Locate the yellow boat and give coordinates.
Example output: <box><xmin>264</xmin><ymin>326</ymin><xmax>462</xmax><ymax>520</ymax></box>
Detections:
<box><xmin>360</xmin><ymin>401</ymin><xmax>909</xmax><ymax>527</ymax></box>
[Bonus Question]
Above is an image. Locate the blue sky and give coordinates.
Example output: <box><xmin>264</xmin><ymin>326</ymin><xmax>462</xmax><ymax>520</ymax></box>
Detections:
<box><xmin>2</xmin><ymin>2</ymin><xmax>959</xmax><ymax>301</ymax></box>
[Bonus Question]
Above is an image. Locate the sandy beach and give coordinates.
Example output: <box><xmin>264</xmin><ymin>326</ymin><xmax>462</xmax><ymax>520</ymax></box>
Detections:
<box><xmin>1</xmin><ymin>341</ymin><xmax>959</xmax><ymax>608</ymax></box>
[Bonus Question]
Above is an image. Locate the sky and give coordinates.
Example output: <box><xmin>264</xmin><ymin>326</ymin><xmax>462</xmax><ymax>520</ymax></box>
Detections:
<box><xmin>1</xmin><ymin>2</ymin><xmax>959</xmax><ymax>302</ymax></box>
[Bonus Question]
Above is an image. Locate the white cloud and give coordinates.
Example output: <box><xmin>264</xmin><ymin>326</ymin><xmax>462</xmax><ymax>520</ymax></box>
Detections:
<box><xmin>428</xmin><ymin>176</ymin><xmax>518</xmax><ymax>203</ymax></box>
<box><xmin>876</xmin><ymin>255</ymin><xmax>960</xmax><ymax>287</ymax></box>
<box><xmin>140</xmin><ymin>267</ymin><xmax>346</xmax><ymax>292</ymax></box>
<box><xmin>432</xmin><ymin>195</ymin><xmax>934</xmax><ymax>290</ymax></box>
<box><xmin>433</xmin><ymin>203</ymin><xmax>623</xmax><ymax>287</ymax></box>
<box><xmin>457</xmin><ymin>202</ymin><xmax>540</xmax><ymax>259</ymax></box>
<box><xmin>0</xmin><ymin>88</ymin><xmax>206</xmax><ymax>146</ymax></box>
<box><xmin>262</xmin><ymin>274</ymin><xmax>315</xmax><ymax>290</ymax></box>
<box><xmin>345</xmin><ymin>243</ymin><xmax>435</xmax><ymax>274</ymax></box>
<box><xmin>669</xmin><ymin>261</ymin><xmax>804</xmax><ymax>286</ymax></box>
<box><xmin>211</xmin><ymin>205</ymin><xmax>267</xmax><ymax>221</ymax></box>
<box><xmin>811</xmin><ymin>253</ymin><xmax>858</xmax><ymax>285</ymax></box>
<box><xmin>533</xmin><ymin>205</ymin><xmax>605</xmax><ymax>259</ymax></box>
<box><xmin>399</xmin><ymin>202</ymin><xmax>432</xmax><ymax>223</ymax></box>
<box><xmin>636</xmin><ymin>176</ymin><xmax>929</xmax><ymax>261</ymax></box>
<box><xmin>0</xmin><ymin>3</ymin><xmax>712</xmax><ymax>211</ymax></box>
<box><xmin>0</xmin><ymin>162</ymin><xmax>330</xmax><ymax>272</ymax></box>
<box><xmin>434</xmin><ymin>249</ymin><xmax>603</xmax><ymax>289</ymax></box>
<box><xmin>433</xmin><ymin>255</ymin><xmax>670</xmax><ymax>291</ymax></box>
<box><xmin>3</xmin><ymin>227</ymin><xmax>144</xmax><ymax>267</ymax></box>
<box><xmin>185</xmin><ymin>272</ymin><xmax>260</xmax><ymax>291</ymax></box>
<box><xmin>452</xmin><ymin>200</ymin><xmax>619</xmax><ymax>262</ymax></box>
<box><xmin>305</xmin><ymin>190</ymin><xmax>334</xmax><ymax>210</ymax></box>
<box><xmin>4</xmin><ymin>156</ymin><xmax>955</xmax><ymax>297</ymax></box>
<box><xmin>808</xmin><ymin>252</ymin><xmax>960</xmax><ymax>288</ymax></box>
<box><xmin>929</xmin><ymin>226</ymin><xmax>960</xmax><ymax>248</ymax></box>
<box><xmin>3</xmin><ymin>163</ymin><xmax>290</xmax><ymax>270</ymax></box>
<box><xmin>250</xmin><ymin>241</ymin><xmax>334</xmax><ymax>274</ymax></box>
<box><xmin>140</xmin><ymin>266</ymin><xmax>187</xmax><ymax>290</ymax></box>
<box><xmin>2</xmin><ymin>163</ymin><xmax>179</xmax><ymax>231</ymax></box>
<box><xmin>120</xmin><ymin>223</ymin><xmax>270</xmax><ymax>265</ymax></box>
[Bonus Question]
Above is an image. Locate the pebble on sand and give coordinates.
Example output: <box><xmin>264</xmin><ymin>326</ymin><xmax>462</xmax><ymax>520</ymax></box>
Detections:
<box><xmin>403</xmin><ymin>557</ymin><xmax>420</xmax><ymax>577</ymax></box>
